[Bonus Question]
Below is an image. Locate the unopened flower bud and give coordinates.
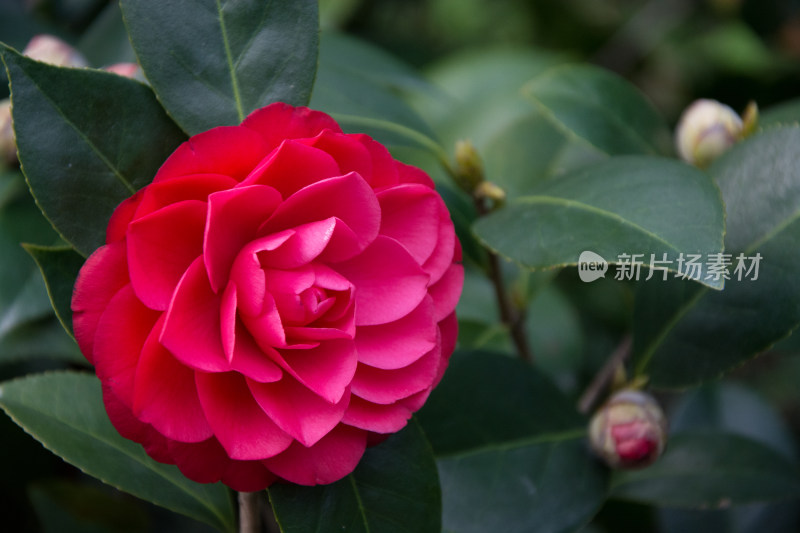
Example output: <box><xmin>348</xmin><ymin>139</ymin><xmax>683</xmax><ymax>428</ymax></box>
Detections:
<box><xmin>675</xmin><ymin>99</ymin><xmax>743</xmax><ymax>168</ymax></box>
<box><xmin>104</xmin><ymin>62</ymin><xmax>141</xmax><ymax>79</ymax></box>
<box><xmin>22</xmin><ymin>35</ymin><xmax>88</xmax><ymax>68</ymax></box>
<box><xmin>0</xmin><ymin>99</ymin><xmax>16</xmax><ymax>166</ymax></box>
<box><xmin>589</xmin><ymin>388</ymin><xmax>667</xmax><ymax>469</ymax></box>
<box><xmin>453</xmin><ymin>139</ymin><xmax>485</xmax><ymax>193</ymax></box>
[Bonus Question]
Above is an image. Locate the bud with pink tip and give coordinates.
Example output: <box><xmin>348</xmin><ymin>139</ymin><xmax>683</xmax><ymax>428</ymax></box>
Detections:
<box><xmin>675</xmin><ymin>99</ymin><xmax>744</xmax><ymax>168</ymax></box>
<box><xmin>22</xmin><ymin>35</ymin><xmax>88</xmax><ymax>68</ymax></box>
<box><xmin>589</xmin><ymin>388</ymin><xmax>668</xmax><ymax>469</ymax></box>
<box><xmin>0</xmin><ymin>99</ymin><xmax>15</xmax><ymax>166</ymax></box>
<box><xmin>104</xmin><ymin>63</ymin><xmax>141</xmax><ymax>79</ymax></box>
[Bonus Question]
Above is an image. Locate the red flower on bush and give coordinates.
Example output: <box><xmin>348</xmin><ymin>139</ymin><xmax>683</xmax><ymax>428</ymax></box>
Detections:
<box><xmin>72</xmin><ymin>103</ymin><xmax>463</xmax><ymax>491</ymax></box>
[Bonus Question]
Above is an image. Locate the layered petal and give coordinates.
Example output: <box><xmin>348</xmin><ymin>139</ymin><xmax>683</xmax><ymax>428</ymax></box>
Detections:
<box><xmin>350</xmin><ymin>342</ymin><xmax>441</xmax><ymax>405</ymax></box>
<box><xmin>196</xmin><ymin>371</ymin><xmax>293</xmax><ymax>460</ymax></box>
<box><xmin>262</xmin><ymin>424</ymin><xmax>367</xmax><ymax>485</ymax></box>
<box><xmin>261</xmin><ymin>172</ymin><xmax>381</xmax><ymax>262</ymax></box>
<box><xmin>154</xmin><ymin>126</ymin><xmax>268</xmax><ymax>182</ymax></box>
<box><xmin>354</xmin><ymin>296</ymin><xmax>437</xmax><ymax>370</ymax></box>
<box><xmin>242</xmin><ymin>139</ymin><xmax>342</xmax><ymax>197</ymax></box>
<box><xmin>72</xmin><ymin>241</ymin><xmax>129</xmax><ymax>360</ymax></box>
<box><xmin>342</xmin><ymin>395</ymin><xmax>412</xmax><ymax>434</ymax></box>
<box><xmin>377</xmin><ymin>184</ymin><xmax>441</xmax><ymax>264</ymax></box>
<box><xmin>133</xmin><ymin>316</ymin><xmax>213</xmax><ymax>443</ymax></box>
<box><xmin>242</xmin><ymin>103</ymin><xmax>342</xmax><ymax>152</ymax></box>
<box><xmin>93</xmin><ymin>284</ymin><xmax>160</xmax><ymax>406</ymax></box>
<box><xmin>248</xmin><ymin>375</ymin><xmax>350</xmax><ymax>447</ymax></box>
<box><xmin>127</xmin><ymin>200</ymin><xmax>206</xmax><ymax>310</ymax></box>
<box><xmin>204</xmin><ymin>185</ymin><xmax>282</xmax><ymax>292</ymax></box>
<box><xmin>161</xmin><ymin>258</ymin><xmax>228</xmax><ymax>372</ymax></box>
<box><xmin>333</xmin><ymin>236</ymin><xmax>429</xmax><ymax>326</ymax></box>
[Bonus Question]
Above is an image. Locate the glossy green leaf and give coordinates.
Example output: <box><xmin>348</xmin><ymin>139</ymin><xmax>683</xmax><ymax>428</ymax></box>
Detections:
<box><xmin>0</xmin><ymin>175</ymin><xmax>65</xmax><ymax>360</ymax></box>
<box><xmin>121</xmin><ymin>0</ymin><xmax>318</xmax><ymax>134</ymax></box>
<box><xmin>2</xmin><ymin>46</ymin><xmax>186</xmax><ymax>256</ymax></box>
<box><xmin>78</xmin><ymin>2</ymin><xmax>137</xmax><ymax>67</ymax></box>
<box><xmin>311</xmin><ymin>32</ymin><xmax>440</xmax><ymax>154</ymax></box>
<box><xmin>656</xmin><ymin>383</ymin><xmax>800</xmax><ymax>533</ymax></box>
<box><xmin>438</xmin><ymin>438</ymin><xmax>607</xmax><ymax>533</ymax></box>
<box><xmin>418</xmin><ymin>351</ymin><xmax>585</xmax><ymax>455</ymax></box>
<box><xmin>473</xmin><ymin>156</ymin><xmax>725</xmax><ymax>289</ymax></box>
<box><xmin>23</xmin><ymin>244</ymin><xmax>85</xmax><ymax>338</ymax></box>
<box><xmin>523</xmin><ymin>64</ymin><xmax>672</xmax><ymax>156</ymax></box>
<box><xmin>0</xmin><ymin>316</ymin><xmax>82</xmax><ymax>365</ymax></box>
<box><xmin>269</xmin><ymin>419</ymin><xmax>441</xmax><ymax>533</ymax></box>
<box><xmin>670</xmin><ymin>382</ymin><xmax>798</xmax><ymax>462</ymax></box>
<box><xmin>611</xmin><ymin>432</ymin><xmax>800</xmax><ymax>507</ymax></box>
<box><xmin>0</xmin><ymin>372</ymin><xmax>236</xmax><ymax>532</ymax></box>
<box><xmin>633</xmin><ymin>126</ymin><xmax>800</xmax><ymax>387</ymax></box>
<box><xmin>417</xmin><ymin>351</ymin><xmax>606</xmax><ymax>533</ymax></box>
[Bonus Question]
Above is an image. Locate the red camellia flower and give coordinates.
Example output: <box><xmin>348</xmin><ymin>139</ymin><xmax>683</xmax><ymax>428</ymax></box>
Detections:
<box><xmin>72</xmin><ymin>103</ymin><xmax>463</xmax><ymax>491</ymax></box>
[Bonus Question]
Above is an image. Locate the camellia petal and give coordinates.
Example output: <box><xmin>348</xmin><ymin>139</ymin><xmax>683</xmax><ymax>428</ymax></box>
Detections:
<box><xmin>350</xmin><ymin>342</ymin><xmax>442</xmax><ymax>405</ymax></box>
<box><xmin>154</xmin><ymin>126</ymin><xmax>267</xmax><ymax>182</ymax></box>
<box><xmin>333</xmin><ymin>236</ymin><xmax>430</xmax><ymax>326</ymax></box>
<box><xmin>241</xmin><ymin>102</ymin><xmax>342</xmax><ymax>153</ymax></box>
<box><xmin>204</xmin><ymin>185</ymin><xmax>282</xmax><ymax>292</ymax></box>
<box><xmin>72</xmin><ymin>241</ymin><xmax>130</xmax><ymax>360</ymax></box>
<box><xmin>93</xmin><ymin>284</ymin><xmax>160</xmax><ymax>406</ymax></box>
<box><xmin>262</xmin><ymin>424</ymin><xmax>367</xmax><ymax>486</ymax></box>
<box><xmin>196</xmin><ymin>371</ymin><xmax>293</xmax><ymax>461</ymax></box>
<box><xmin>161</xmin><ymin>258</ymin><xmax>229</xmax><ymax>372</ymax></box>
<box><xmin>341</xmin><ymin>394</ymin><xmax>413</xmax><ymax>434</ymax></box>
<box><xmin>354</xmin><ymin>295</ymin><xmax>437</xmax><ymax>370</ymax></box>
<box><xmin>132</xmin><ymin>316</ymin><xmax>213</xmax><ymax>443</ymax></box>
<box><xmin>127</xmin><ymin>200</ymin><xmax>206</xmax><ymax>310</ymax></box>
<box><xmin>261</xmin><ymin>172</ymin><xmax>381</xmax><ymax>261</ymax></box>
<box><xmin>377</xmin><ymin>184</ymin><xmax>441</xmax><ymax>264</ymax></box>
<box><xmin>248</xmin><ymin>375</ymin><xmax>350</xmax><ymax>447</ymax></box>
<box><xmin>242</xmin><ymin>139</ymin><xmax>342</xmax><ymax>198</ymax></box>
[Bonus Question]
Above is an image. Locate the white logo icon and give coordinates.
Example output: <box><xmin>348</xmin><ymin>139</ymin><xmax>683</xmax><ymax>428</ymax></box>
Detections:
<box><xmin>578</xmin><ymin>251</ymin><xmax>608</xmax><ymax>283</ymax></box>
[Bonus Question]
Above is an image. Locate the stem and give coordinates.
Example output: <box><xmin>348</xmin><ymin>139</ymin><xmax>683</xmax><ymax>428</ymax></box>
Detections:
<box><xmin>486</xmin><ymin>250</ymin><xmax>533</xmax><ymax>362</ymax></box>
<box><xmin>238</xmin><ymin>491</ymin><xmax>262</xmax><ymax>533</ymax></box>
<box><xmin>578</xmin><ymin>335</ymin><xmax>632</xmax><ymax>415</ymax></box>
<box><xmin>474</xmin><ymin>197</ymin><xmax>533</xmax><ymax>363</ymax></box>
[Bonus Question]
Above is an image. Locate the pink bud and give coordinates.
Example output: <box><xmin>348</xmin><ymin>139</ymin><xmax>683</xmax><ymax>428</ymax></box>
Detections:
<box><xmin>22</xmin><ymin>35</ymin><xmax>88</xmax><ymax>68</ymax></box>
<box><xmin>104</xmin><ymin>63</ymin><xmax>141</xmax><ymax>79</ymax></box>
<box><xmin>0</xmin><ymin>99</ymin><xmax>16</xmax><ymax>166</ymax></box>
<box><xmin>589</xmin><ymin>389</ymin><xmax>667</xmax><ymax>469</ymax></box>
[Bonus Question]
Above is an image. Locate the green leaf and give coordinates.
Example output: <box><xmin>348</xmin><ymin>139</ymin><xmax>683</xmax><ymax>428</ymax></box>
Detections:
<box><xmin>0</xmin><ymin>316</ymin><xmax>83</xmax><ymax>365</ymax></box>
<box><xmin>0</xmin><ymin>174</ymin><xmax>64</xmax><ymax>355</ymax></box>
<box><xmin>23</xmin><ymin>244</ymin><xmax>85</xmax><ymax>338</ymax></box>
<box><xmin>761</xmin><ymin>98</ymin><xmax>800</xmax><ymax>128</ymax></box>
<box><xmin>78</xmin><ymin>2</ymin><xmax>137</xmax><ymax>67</ymax></box>
<box><xmin>611</xmin><ymin>432</ymin><xmax>800</xmax><ymax>507</ymax></box>
<box><xmin>417</xmin><ymin>351</ymin><xmax>585</xmax><ymax>455</ymax></box>
<box><xmin>670</xmin><ymin>382</ymin><xmax>798</xmax><ymax>462</ymax></box>
<box><xmin>417</xmin><ymin>351</ymin><xmax>606</xmax><ymax>533</ymax></box>
<box><xmin>523</xmin><ymin>64</ymin><xmax>672</xmax><ymax>156</ymax></box>
<box><xmin>311</xmin><ymin>32</ymin><xmax>441</xmax><ymax>155</ymax></box>
<box><xmin>0</xmin><ymin>372</ymin><xmax>235</xmax><ymax>532</ymax></box>
<box><xmin>269</xmin><ymin>419</ymin><xmax>441</xmax><ymax>533</ymax></box>
<box><xmin>121</xmin><ymin>0</ymin><xmax>319</xmax><ymax>134</ymax></box>
<box><xmin>473</xmin><ymin>156</ymin><xmax>725</xmax><ymax>289</ymax></box>
<box><xmin>437</xmin><ymin>438</ymin><xmax>607</xmax><ymax>533</ymax></box>
<box><xmin>2</xmin><ymin>46</ymin><xmax>186</xmax><ymax>256</ymax></box>
<box><xmin>633</xmin><ymin>126</ymin><xmax>800</xmax><ymax>387</ymax></box>
<box><xmin>656</xmin><ymin>383</ymin><xmax>800</xmax><ymax>533</ymax></box>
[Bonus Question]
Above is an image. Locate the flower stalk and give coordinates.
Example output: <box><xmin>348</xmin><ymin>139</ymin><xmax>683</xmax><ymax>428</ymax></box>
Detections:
<box><xmin>238</xmin><ymin>491</ymin><xmax>262</xmax><ymax>533</ymax></box>
<box><xmin>454</xmin><ymin>140</ymin><xmax>532</xmax><ymax>363</ymax></box>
